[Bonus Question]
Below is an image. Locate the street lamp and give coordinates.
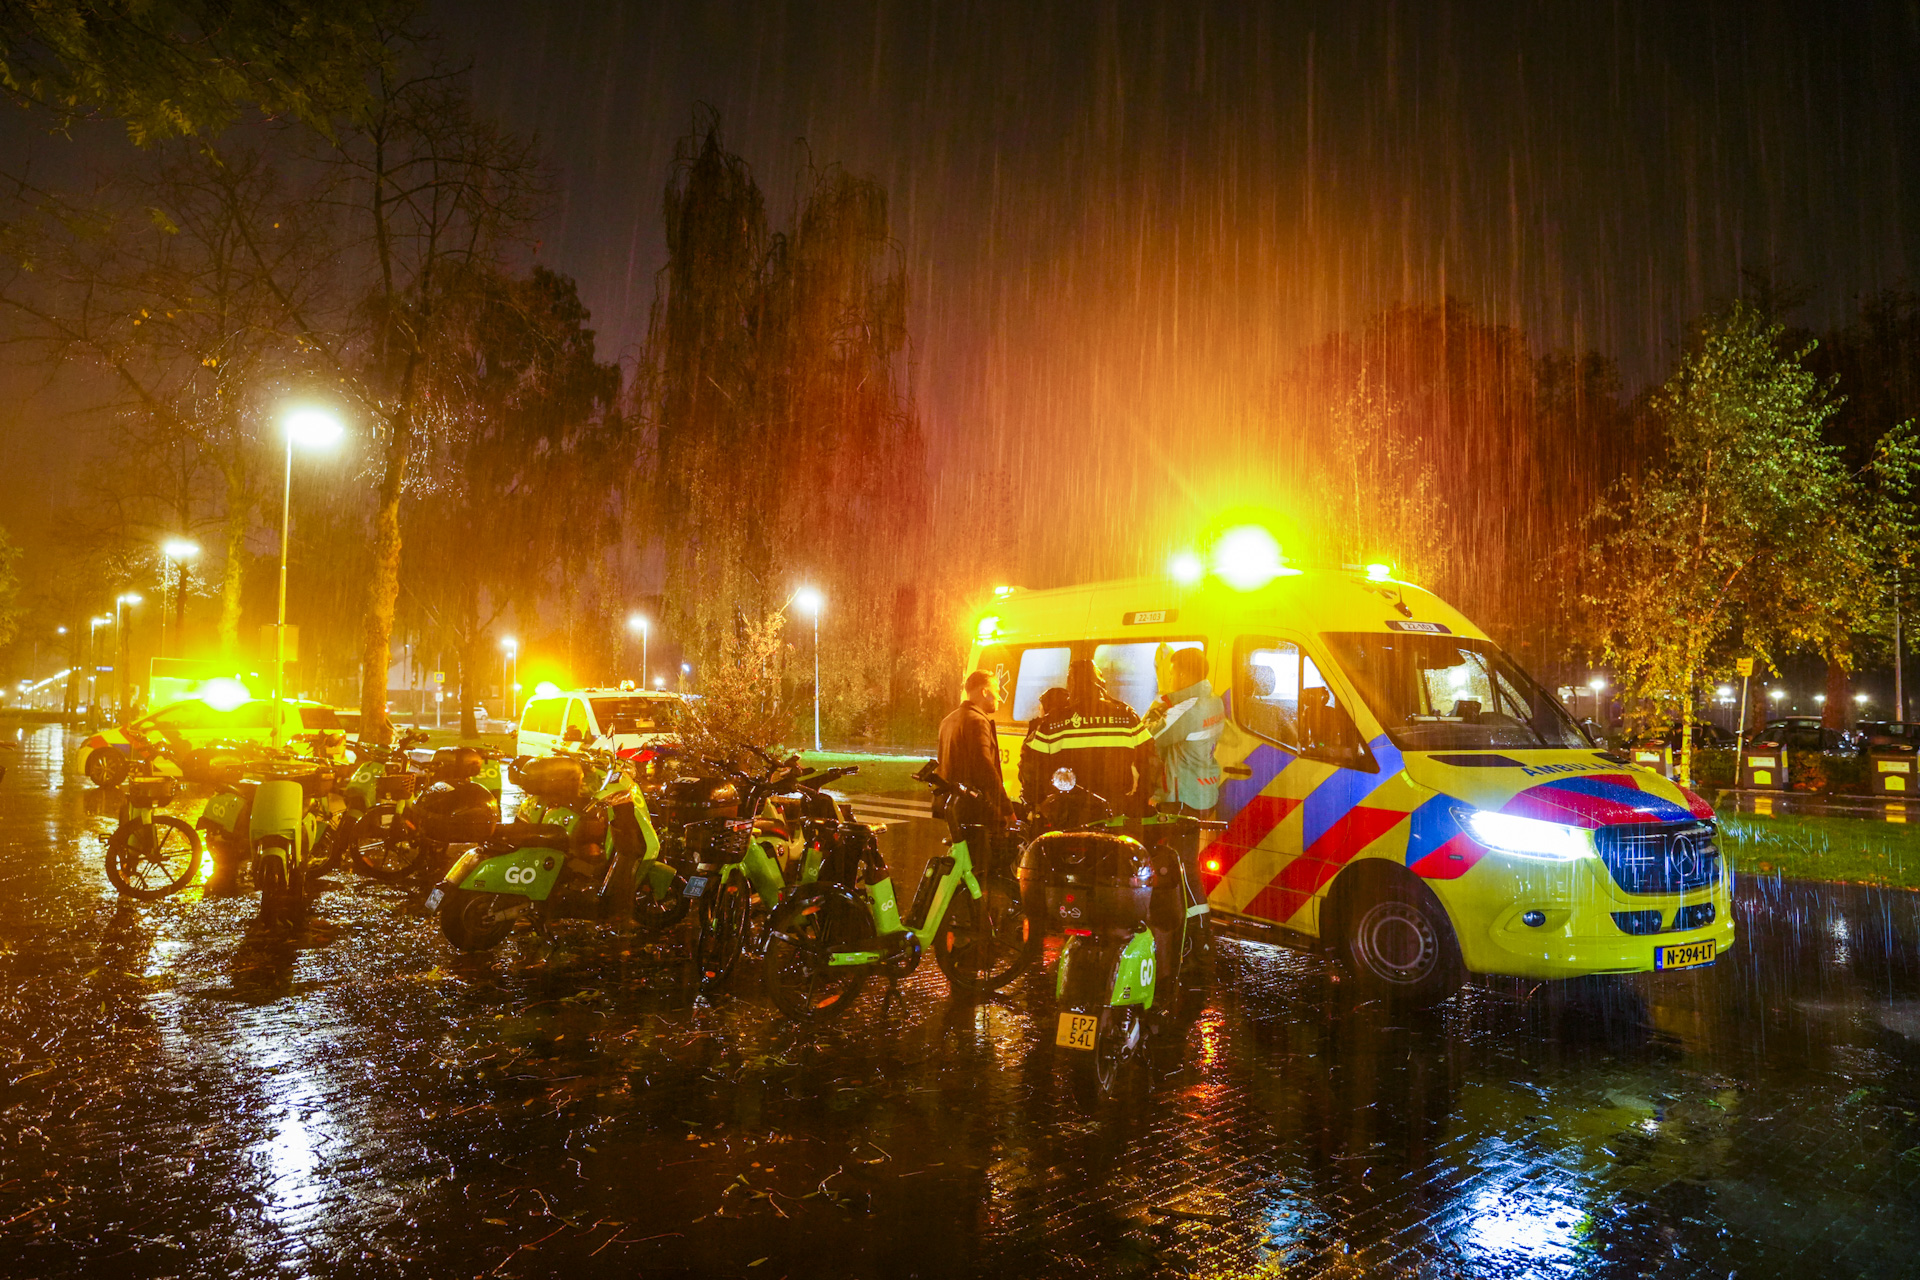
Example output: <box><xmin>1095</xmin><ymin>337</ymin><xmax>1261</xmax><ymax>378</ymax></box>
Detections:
<box><xmin>628</xmin><ymin>614</ymin><xmax>648</xmax><ymax>687</ymax></box>
<box><xmin>501</xmin><ymin>637</ymin><xmax>518</xmax><ymax>721</ymax></box>
<box><xmin>275</xmin><ymin>408</ymin><xmax>345</xmax><ymax>745</ymax></box>
<box><xmin>793</xmin><ymin>586</ymin><xmax>824</xmax><ymax>751</ymax></box>
<box><xmin>160</xmin><ymin>538</ymin><xmax>199</xmax><ymax>658</ymax></box>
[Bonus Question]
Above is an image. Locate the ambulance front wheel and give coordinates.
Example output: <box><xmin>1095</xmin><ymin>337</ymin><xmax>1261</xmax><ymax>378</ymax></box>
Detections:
<box><xmin>1331</xmin><ymin>867</ymin><xmax>1465</xmax><ymax>1009</ymax></box>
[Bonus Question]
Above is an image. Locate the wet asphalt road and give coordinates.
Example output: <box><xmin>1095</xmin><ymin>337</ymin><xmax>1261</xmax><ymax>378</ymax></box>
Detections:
<box><xmin>5</xmin><ymin>725</ymin><xmax>1920</xmax><ymax>1279</ymax></box>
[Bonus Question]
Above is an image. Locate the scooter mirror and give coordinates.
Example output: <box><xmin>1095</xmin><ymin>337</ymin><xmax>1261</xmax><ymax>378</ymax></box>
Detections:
<box><xmin>1052</xmin><ymin>767</ymin><xmax>1077</xmax><ymax>792</ymax></box>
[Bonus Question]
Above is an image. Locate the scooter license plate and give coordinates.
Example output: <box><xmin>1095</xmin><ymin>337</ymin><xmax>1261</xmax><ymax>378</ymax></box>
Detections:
<box><xmin>423</xmin><ymin>887</ymin><xmax>445</xmax><ymax>912</ymax></box>
<box><xmin>378</xmin><ymin>813</ymin><xmax>393</xmax><ymax>828</ymax></box>
<box><xmin>1056</xmin><ymin>1012</ymin><xmax>1099</xmax><ymax>1051</ymax></box>
<box><xmin>683</xmin><ymin>875</ymin><xmax>708</xmax><ymax>899</ymax></box>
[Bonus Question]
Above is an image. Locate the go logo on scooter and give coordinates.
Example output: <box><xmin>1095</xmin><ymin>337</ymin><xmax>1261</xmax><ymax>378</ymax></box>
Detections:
<box><xmin>503</xmin><ymin>864</ymin><xmax>538</xmax><ymax>886</ymax></box>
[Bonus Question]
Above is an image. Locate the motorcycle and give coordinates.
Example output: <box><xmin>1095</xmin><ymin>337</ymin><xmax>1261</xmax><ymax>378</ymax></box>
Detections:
<box><xmin>1016</xmin><ymin>767</ymin><xmax>1212</xmax><ymax>1105</ymax></box>
<box><xmin>425</xmin><ymin>748</ymin><xmax>668</xmax><ymax>952</ymax></box>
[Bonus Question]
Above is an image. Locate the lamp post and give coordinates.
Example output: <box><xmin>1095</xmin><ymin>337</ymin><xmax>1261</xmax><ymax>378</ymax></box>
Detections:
<box><xmin>1586</xmin><ymin>675</ymin><xmax>1607</xmax><ymax>728</ymax></box>
<box><xmin>160</xmin><ymin>539</ymin><xmax>199</xmax><ymax>658</ymax></box>
<box><xmin>794</xmin><ymin>587</ymin><xmax>824</xmax><ymax>751</ymax></box>
<box><xmin>275</xmin><ymin>408</ymin><xmax>345</xmax><ymax>746</ymax></box>
<box><xmin>114</xmin><ymin>593</ymin><xmax>142</xmax><ymax>715</ymax></box>
<box><xmin>501</xmin><ymin>637</ymin><xmax>518</xmax><ymax>721</ymax></box>
<box><xmin>88</xmin><ymin>615</ymin><xmax>109</xmax><ymax>718</ymax></box>
<box><xmin>628</xmin><ymin>614</ymin><xmax>648</xmax><ymax>687</ymax></box>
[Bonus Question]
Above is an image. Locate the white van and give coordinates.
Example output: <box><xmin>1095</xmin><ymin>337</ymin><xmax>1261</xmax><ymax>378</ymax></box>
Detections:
<box><xmin>514</xmin><ymin>687</ymin><xmax>687</xmax><ymax>759</ymax></box>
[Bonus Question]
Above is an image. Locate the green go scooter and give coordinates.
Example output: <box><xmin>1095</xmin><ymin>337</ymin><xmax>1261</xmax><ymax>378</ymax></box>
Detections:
<box><xmin>1017</xmin><ymin>768</ymin><xmax>1212</xmax><ymax>1105</ymax></box>
<box><xmin>760</xmin><ymin>761</ymin><xmax>1039</xmax><ymax>1020</ymax></box>
<box><xmin>197</xmin><ymin>759</ymin><xmax>343</xmax><ymax>926</ymax></box>
<box><xmin>426</xmin><ymin>748</ymin><xmax>677</xmax><ymax>952</ymax></box>
<box><xmin>679</xmin><ymin>747</ymin><xmax>858</xmax><ymax>993</ymax></box>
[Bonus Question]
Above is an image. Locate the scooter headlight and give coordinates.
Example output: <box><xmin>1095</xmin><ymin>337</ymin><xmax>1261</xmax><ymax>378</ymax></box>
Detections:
<box><xmin>1456</xmin><ymin>807</ymin><xmax>1592</xmax><ymax>862</ymax></box>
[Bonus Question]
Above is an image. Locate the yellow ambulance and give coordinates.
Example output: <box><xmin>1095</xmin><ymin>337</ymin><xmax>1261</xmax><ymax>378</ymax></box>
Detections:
<box><xmin>970</xmin><ymin>546</ymin><xmax>1734</xmax><ymax>1005</ymax></box>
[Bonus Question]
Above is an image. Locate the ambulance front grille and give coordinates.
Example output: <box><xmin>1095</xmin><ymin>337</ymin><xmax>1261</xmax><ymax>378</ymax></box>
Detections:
<box><xmin>1592</xmin><ymin>821</ymin><xmax>1720</xmax><ymax>895</ymax></box>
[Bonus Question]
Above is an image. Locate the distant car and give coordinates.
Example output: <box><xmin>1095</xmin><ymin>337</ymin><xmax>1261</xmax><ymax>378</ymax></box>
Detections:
<box><xmin>75</xmin><ymin>696</ymin><xmax>346</xmax><ymax>786</ymax></box>
<box><xmin>1641</xmin><ymin>721</ymin><xmax>1735</xmax><ymax>750</ymax></box>
<box><xmin>514</xmin><ymin>686</ymin><xmax>687</xmax><ymax>759</ymax></box>
<box><xmin>1851</xmin><ymin>721</ymin><xmax>1919</xmax><ymax>754</ymax></box>
<box><xmin>1757</xmin><ymin>716</ymin><xmax>1861</xmax><ymax>754</ymax></box>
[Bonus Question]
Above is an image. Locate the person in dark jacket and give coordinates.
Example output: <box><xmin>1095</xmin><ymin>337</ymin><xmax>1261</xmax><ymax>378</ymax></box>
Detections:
<box><xmin>1022</xmin><ymin>659</ymin><xmax>1152</xmax><ymax>814</ymax></box>
<box><xmin>937</xmin><ymin>670</ymin><xmax>1013</xmax><ymax>831</ymax></box>
<box><xmin>1018</xmin><ymin>685</ymin><xmax>1072</xmax><ymax>805</ymax></box>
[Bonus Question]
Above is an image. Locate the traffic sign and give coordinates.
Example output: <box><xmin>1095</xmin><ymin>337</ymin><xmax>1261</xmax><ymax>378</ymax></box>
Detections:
<box><xmin>1736</xmin><ymin>657</ymin><xmax>1755</xmax><ymax>678</ymax></box>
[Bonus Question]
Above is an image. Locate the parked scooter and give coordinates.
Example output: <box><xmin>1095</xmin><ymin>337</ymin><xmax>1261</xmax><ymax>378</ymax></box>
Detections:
<box><xmin>347</xmin><ymin>737</ymin><xmax>503</xmax><ymax>882</ymax></box>
<box><xmin>425</xmin><ymin>748</ymin><xmax>666</xmax><ymax>952</ymax></box>
<box><xmin>759</xmin><ymin>761</ymin><xmax>1038</xmax><ymax>1020</ymax></box>
<box><xmin>197</xmin><ymin>755</ymin><xmax>348</xmax><ymax>925</ymax></box>
<box><xmin>679</xmin><ymin>747</ymin><xmax>862</xmax><ymax>992</ymax></box>
<box><xmin>1017</xmin><ymin>767</ymin><xmax>1212</xmax><ymax>1104</ymax></box>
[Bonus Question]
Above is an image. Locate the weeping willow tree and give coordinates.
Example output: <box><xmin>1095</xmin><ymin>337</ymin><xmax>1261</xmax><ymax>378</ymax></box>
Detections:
<box><xmin>644</xmin><ymin>121</ymin><xmax>929</xmax><ymax>739</ymax></box>
<box><xmin>401</xmin><ymin>266</ymin><xmax>625</xmax><ymax>736</ymax></box>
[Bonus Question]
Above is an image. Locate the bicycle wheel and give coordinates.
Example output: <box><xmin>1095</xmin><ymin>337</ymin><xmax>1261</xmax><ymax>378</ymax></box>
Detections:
<box><xmin>105</xmin><ymin>817</ymin><xmax>203</xmax><ymax>898</ymax></box>
<box><xmin>763</xmin><ymin>888</ymin><xmax>875</xmax><ymax>1020</ymax></box>
<box><xmin>692</xmin><ymin>877</ymin><xmax>752</xmax><ymax>992</ymax></box>
<box><xmin>349</xmin><ymin>804</ymin><xmax>429</xmax><ymax>882</ymax></box>
<box><xmin>932</xmin><ymin>874</ymin><xmax>1040</xmax><ymax>993</ymax></box>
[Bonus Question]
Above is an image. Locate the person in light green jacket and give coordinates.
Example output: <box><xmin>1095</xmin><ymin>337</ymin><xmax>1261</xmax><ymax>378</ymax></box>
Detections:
<box><xmin>1146</xmin><ymin>647</ymin><xmax>1225</xmax><ymax>816</ymax></box>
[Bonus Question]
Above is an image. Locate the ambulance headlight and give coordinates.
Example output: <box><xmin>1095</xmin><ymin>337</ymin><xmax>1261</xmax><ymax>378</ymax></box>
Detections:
<box><xmin>1456</xmin><ymin>807</ymin><xmax>1592</xmax><ymax>861</ymax></box>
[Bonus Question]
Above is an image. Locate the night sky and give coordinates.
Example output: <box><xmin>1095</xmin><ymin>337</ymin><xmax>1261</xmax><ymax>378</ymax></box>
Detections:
<box><xmin>449</xmin><ymin>0</ymin><xmax>1920</xmax><ymax>443</ymax></box>
<box><xmin>5</xmin><ymin>0</ymin><xmax>1919</xmax><ymax>560</ymax></box>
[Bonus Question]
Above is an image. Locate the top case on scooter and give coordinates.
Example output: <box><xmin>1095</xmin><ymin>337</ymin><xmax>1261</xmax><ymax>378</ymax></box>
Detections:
<box><xmin>1018</xmin><ymin>830</ymin><xmax>1164</xmax><ymax>938</ymax></box>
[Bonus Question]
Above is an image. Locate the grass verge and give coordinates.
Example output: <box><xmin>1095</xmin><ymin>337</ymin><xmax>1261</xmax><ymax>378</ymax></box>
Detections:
<box><xmin>1718</xmin><ymin>810</ymin><xmax>1920</xmax><ymax>890</ymax></box>
<box><xmin>799</xmin><ymin>751</ymin><xmax>934</xmax><ymax>798</ymax></box>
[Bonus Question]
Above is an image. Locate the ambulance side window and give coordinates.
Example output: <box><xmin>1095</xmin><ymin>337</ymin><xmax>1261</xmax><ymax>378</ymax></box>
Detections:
<box><xmin>1235</xmin><ymin>638</ymin><xmax>1302</xmax><ymax>748</ymax></box>
<box><xmin>1010</xmin><ymin>646</ymin><xmax>1072</xmax><ymax>722</ymax></box>
<box><xmin>1091</xmin><ymin>640</ymin><xmax>1205</xmax><ymax>716</ymax></box>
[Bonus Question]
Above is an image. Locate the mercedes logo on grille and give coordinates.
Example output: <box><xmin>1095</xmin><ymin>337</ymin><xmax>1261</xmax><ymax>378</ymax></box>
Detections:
<box><xmin>1669</xmin><ymin>834</ymin><xmax>1700</xmax><ymax>879</ymax></box>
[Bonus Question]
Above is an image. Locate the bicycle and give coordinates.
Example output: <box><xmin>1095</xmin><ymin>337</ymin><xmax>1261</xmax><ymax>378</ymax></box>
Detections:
<box><xmin>103</xmin><ymin>754</ymin><xmax>203</xmax><ymax>898</ymax></box>
<box><xmin>760</xmin><ymin>761</ymin><xmax>1039</xmax><ymax>1020</ymax></box>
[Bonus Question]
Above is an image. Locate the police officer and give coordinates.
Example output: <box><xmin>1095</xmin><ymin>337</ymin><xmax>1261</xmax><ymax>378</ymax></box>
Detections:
<box><xmin>1017</xmin><ymin>685</ymin><xmax>1071</xmax><ymax>807</ymax></box>
<box><xmin>1022</xmin><ymin>659</ymin><xmax>1152</xmax><ymax>814</ymax></box>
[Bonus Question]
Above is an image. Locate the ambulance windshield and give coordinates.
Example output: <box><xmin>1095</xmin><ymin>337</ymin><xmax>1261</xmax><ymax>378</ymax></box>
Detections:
<box><xmin>1323</xmin><ymin>632</ymin><xmax>1589</xmax><ymax>751</ymax></box>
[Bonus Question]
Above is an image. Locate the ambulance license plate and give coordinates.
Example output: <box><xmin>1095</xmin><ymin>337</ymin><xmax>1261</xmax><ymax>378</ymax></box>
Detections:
<box><xmin>1655</xmin><ymin>940</ymin><xmax>1715</xmax><ymax>971</ymax></box>
<box><xmin>683</xmin><ymin>875</ymin><xmax>708</xmax><ymax>899</ymax></box>
<box><xmin>1056</xmin><ymin>1012</ymin><xmax>1098</xmax><ymax>1050</ymax></box>
<box><xmin>423</xmin><ymin>887</ymin><xmax>444</xmax><ymax>912</ymax></box>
